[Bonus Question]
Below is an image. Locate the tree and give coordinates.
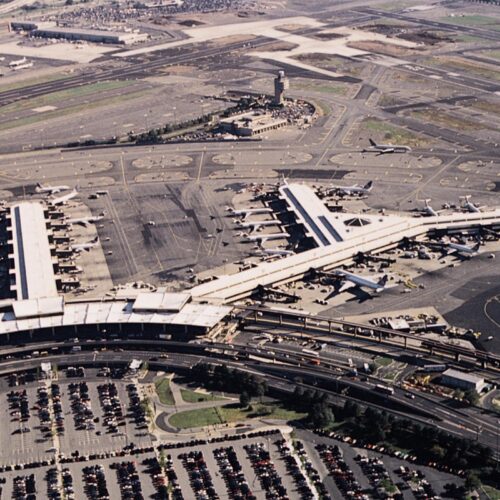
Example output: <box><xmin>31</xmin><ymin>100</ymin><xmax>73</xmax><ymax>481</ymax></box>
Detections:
<box><xmin>464</xmin><ymin>389</ymin><xmax>479</xmax><ymax>406</ymax></box>
<box><xmin>429</xmin><ymin>444</ymin><xmax>446</xmax><ymax>461</ymax></box>
<box><xmin>255</xmin><ymin>382</ymin><xmax>267</xmax><ymax>403</ymax></box>
<box><xmin>309</xmin><ymin>402</ymin><xmax>334</xmax><ymax>429</ymax></box>
<box><xmin>343</xmin><ymin>400</ymin><xmax>361</xmax><ymax>418</ymax></box>
<box><xmin>464</xmin><ymin>471</ymin><xmax>481</xmax><ymax>492</ymax></box>
<box><xmin>239</xmin><ymin>391</ymin><xmax>251</xmax><ymax>408</ymax></box>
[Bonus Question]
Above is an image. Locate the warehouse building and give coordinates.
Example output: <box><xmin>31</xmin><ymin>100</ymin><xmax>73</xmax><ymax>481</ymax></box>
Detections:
<box><xmin>10</xmin><ymin>21</ymin><xmax>148</xmax><ymax>45</ymax></box>
<box><xmin>440</xmin><ymin>368</ymin><xmax>485</xmax><ymax>392</ymax></box>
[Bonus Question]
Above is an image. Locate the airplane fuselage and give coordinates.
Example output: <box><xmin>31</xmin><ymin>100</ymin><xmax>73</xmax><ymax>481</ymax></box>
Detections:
<box><xmin>335</xmin><ymin>269</ymin><xmax>386</xmax><ymax>292</ymax></box>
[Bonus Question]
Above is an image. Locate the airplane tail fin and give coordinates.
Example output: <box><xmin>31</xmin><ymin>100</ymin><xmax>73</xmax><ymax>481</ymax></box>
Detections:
<box><xmin>369</xmin><ymin>138</ymin><xmax>377</xmax><ymax>147</ymax></box>
<box><xmin>377</xmin><ymin>275</ymin><xmax>388</xmax><ymax>287</ymax></box>
<box><xmin>364</xmin><ymin>181</ymin><xmax>373</xmax><ymax>191</ymax></box>
<box><xmin>472</xmin><ymin>241</ymin><xmax>480</xmax><ymax>252</ymax></box>
<box><xmin>36</xmin><ymin>182</ymin><xmax>42</xmax><ymax>188</ymax></box>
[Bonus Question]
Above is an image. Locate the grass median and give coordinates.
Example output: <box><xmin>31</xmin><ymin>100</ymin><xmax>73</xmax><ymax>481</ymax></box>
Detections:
<box><xmin>155</xmin><ymin>377</ymin><xmax>175</xmax><ymax>405</ymax></box>
<box><xmin>168</xmin><ymin>402</ymin><xmax>307</xmax><ymax>429</ymax></box>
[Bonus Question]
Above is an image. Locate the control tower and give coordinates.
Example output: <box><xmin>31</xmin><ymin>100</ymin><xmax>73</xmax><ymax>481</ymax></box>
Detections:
<box><xmin>273</xmin><ymin>70</ymin><xmax>289</xmax><ymax>106</ymax></box>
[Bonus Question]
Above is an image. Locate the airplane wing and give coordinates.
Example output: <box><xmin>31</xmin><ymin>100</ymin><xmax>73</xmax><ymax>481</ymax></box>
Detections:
<box><xmin>377</xmin><ymin>148</ymin><xmax>394</xmax><ymax>154</ymax></box>
<box><xmin>338</xmin><ymin>280</ymin><xmax>355</xmax><ymax>293</ymax></box>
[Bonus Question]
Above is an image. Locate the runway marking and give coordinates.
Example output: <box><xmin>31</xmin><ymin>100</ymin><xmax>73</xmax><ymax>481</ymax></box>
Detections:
<box><xmin>196</xmin><ymin>151</ymin><xmax>205</xmax><ymax>183</ymax></box>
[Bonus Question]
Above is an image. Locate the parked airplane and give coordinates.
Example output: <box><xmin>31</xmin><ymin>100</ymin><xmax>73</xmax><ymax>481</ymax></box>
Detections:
<box><xmin>418</xmin><ymin>199</ymin><xmax>444</xmax><ymax>217</ymax></box>
<box><xmin>35</xmin><ymin>183</ymin><xmax>70</xmax><ymax>195</ymax></box>
<box><xmin>72</xmin><ymin>236</ymin><xmax>99</xmax><ymax>253</ymax></box>
<box><xmin>257</xmin><ymin>248</ymin><xmax>295</xmax><ymax>256</ymax></box>
<box><xmin>364</xmin><ymin>139</ymin><xmax>412</xmax><ymax>154</ymax></box>
<box><xmin>226</xmin><ymin>207</ymin><xmax>273</xmax><ymax>219</ymax></box>
<box><xmin>460</xmin><ymin>195</ymin><xmax>482</xmax><ymax>213</ymax></box>
<box><xmin>66</xmin><ymin>215</ymin><xmax>103</xmax><ymax>227</ymax></box>
<box><xmin>425</xmin><ymin>238</ymin><xmax>480</xmax><ymax>257</ymax></box>
<box><xmin>235</xmin><ymin>220</ymin><xmax>281</xmax><ymax>231</ymax></box>
<box><xmin>50</xmin><ymin>189</ymin><xmax>78</xmax><ymax>206</ymax></box>
<box><xmin>243</xmin><ymin>232</ymin><xmax>289</xmax><ymax>243</ymax></box>
<box><xmin>327</xmin><ymin>181</ymin><xmax>373</xmax><ymax>197</ymax></box>
<box><xmin>441</xmin><ymin>240</ymin><xmax>480</xmax><ymax>257</ymax></box>
<box><xmin>334</xmin><ymin>269</ymin><xmax>388</xmax><ymax>293</ymax></box>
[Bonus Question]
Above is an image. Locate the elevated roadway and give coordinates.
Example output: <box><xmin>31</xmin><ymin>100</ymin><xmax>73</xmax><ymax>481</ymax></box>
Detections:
<box><xmin>242</xmin><ymin>305</ymin><xmax>500</xmax><ymax>372</ymax></box>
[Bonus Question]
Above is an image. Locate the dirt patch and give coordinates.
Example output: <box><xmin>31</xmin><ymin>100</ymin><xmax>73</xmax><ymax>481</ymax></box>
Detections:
<box><xmin>427</xmin><ymin>56</ymin><xmax>500</xmax><ymax>81</ymax></box>
<box><xmin>277</xmin><ymin>23</ymin><xmax>311</xmax><ymax>32</ymax></box>
<box><xmin>178</xmin><ymin>19</ymin><xmax>205</xmax><ymax>27</ymax></box>
<box><xmin>208</xmin><ymin>34</ymin><xmax>256</xmax><ymax>47</ymax></box>
<box><xmin>357</xmin><ymin>117</ymin><xmax>433</xmax><ymax>148</ymax></box>
<box><xmin>257</xmin><ymin>40</ymin><xmax>297</xmax><ymax>52</ymax></box>
<box><xmin>410</xmin><ymin>108</ymin><xmax>488</xmax><ymax>132</ymax></box>
<box><xmin>348</xmin><ymin>40</ymin><xmax>418</xmax><ymax>58</ymax></box>
<box><xmin>362</xmin><ymin>23</ymin><xmax>453</xmax><ymax>45</ymax></box>
<box><xmin>294</xmin><ymin>52</ymin><xmax>364</xmax><ymax>77</ymax></box>
<box><xmin>462</xmin><ymin>99</ymin><xmax>500</xmax><ymax>116</ymax></box>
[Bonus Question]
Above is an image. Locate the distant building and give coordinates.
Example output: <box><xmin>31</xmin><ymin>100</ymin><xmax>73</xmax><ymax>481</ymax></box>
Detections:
<box><xmin>10</xmin><ymin>21</ymin><xmax>148</xmax><ymax>45</ymax></box>
<box><xmin>220</xmin><ymin>111</ymin><xmax>287</xmax><ymax>136</ymax></box>
<box><xmin>273</xmin><ymin>70</ymin><xmax>289</xmax><ymax>106</ymax></box>
<box><xmin>441</xmin><ymin>368</ymin><xmax>485</xmax><ymax>392</ymax></box>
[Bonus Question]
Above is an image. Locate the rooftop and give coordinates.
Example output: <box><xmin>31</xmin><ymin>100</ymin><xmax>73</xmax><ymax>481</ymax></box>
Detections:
<box><xmin>442</xmin><ymin>369</ymin><xmax>485</xmax><ymax>384</ymax></box>
<box><xmin>0</xmin><ymin>299</ymin><xmax>232</xmax><ymax>336</ymax></box>
<box><xmin>8</xmin><ymin>202</ymin><xmax>58</xmax><ymax>301</ymax></box>
<box><xmin>132</xmin><ymin>292</ymin><xmax>190</xmax><ymax>312</ymax></box>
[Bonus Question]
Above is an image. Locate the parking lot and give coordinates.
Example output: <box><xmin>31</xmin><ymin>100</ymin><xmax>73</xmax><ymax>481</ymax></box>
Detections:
<box><xmin>0</xmin><ymin>367</ymin><xmax>466</xmax><ymax>498</ymax></box>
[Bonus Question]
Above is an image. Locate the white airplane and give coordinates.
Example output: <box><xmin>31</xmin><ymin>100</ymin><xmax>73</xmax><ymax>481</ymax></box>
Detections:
<box><xmin>257</xmin><ymin>248</ymin><xmax>295</xmax><ymax>256</ymax></box>
<box><xmin>327</xmin><ymin>181</ymin><xmax>373</xmax><ymax>197</ymax></box>
<box><xmin>226</xmin><ymin>207</ymin><xmax>273</xmax><ymax>219</ymax></box>
<box><xmin>35</xmin><ymin>183</ymin><xmax>70</xmax><ymax>195</ymax></box>
<box><xmin>72</xmin><ymin>236</ymin><xmax>99</xmax><ymax>253</ymax></box>
<box><xmin>443</xmin><ymin>240</ymin><xmax>480</xmax><ymax>256</ymax></box>
<box><xmin>235</xmin><ymin>220</ymin><xmax>281</xmax><ymax>231</ymax></box>
<box><xmin>364</xmin><ymin>138</ymin><xmax>412</xmax><ymax>154</ymax></box>
<box><xmin>66</xmin><ymin>215</ymin><xmax>103</xmax><ymax>227</ymax></box>
<box><xmin>334</xmin><ymin>269</ymin><xmax>388</xmax><ymax>293</ymax></box>
<box><xmin>460</xmin><ymin>195</ymin><xmax>482</xmax><ymax>213</ymax></box>
<box><xmin>9</xmin><ymin>57</ymin><xmax>27</xmax><ymax>68</ymax></box>
<box><xmin>419</xmin><ymin>199</ymin><xmax>444</xmax><ymax>217</ymax></box>
<box><xmin>243</xmin><ymin>232</ymin><xmax>289</xmax><ymax>243</ymax></box>
<box><xmin>49</xmin><ymin>189</ymin><xmax>78</xmax><ymax>206</ymax></box>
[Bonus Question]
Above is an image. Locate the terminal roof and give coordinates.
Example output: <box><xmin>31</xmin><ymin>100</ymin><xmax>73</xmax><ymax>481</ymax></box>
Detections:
<box><xmin>9</xmin><ymin>202</ymin><xmax>58</xmax><ymax>300</ymax></box>
<box><xmin>132</xmin><ymin>292</ymin><xmax>190</xmax><ymax>312</ymax></box>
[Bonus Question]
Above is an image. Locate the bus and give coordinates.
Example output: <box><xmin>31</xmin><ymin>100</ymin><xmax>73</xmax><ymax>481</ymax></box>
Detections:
<box><xmin>374</xmin><ymin>384</ymin><xmax>394</xmax><ymax>396</ymax></box>
<box><xmin>421</xmin><ymin>364</ymin><xmax>447</xmax><ymax>373</ymax></box>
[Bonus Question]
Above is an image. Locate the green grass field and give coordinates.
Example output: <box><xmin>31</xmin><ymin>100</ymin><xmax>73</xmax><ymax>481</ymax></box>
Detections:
<box><xmin>441</xmin><ymin>15</ymin><xmax>500</xmax><ymax>31</ymax></box>
<box><xmin>482</xmin><ymin>485</ymin><xmax>500</xmax><ymax>500</ymax></box>
<box><xmin>180</xmin><ymin>388</ymin><xmax>225</xmax><ymax>403</ymax></box>
<box><xmin>155</xmin><ymin>378</ymin><xmax>175</xmax><ymax>405</ymax></box>
<box><xmin>0</xmin><ymin>73</ymin><xmax>72</xmax><ymax>94</ymax></box>
<box><xmin>374</xmin><ymin>356</ymin><xmax>393</xmax><ymax>367</ymax></box>
<box><xmin>169</xmin><ymin>402</ymin><xmax>307</xmax><ymax>429</ymax></box>
<box><xmin>0</xmin><ymin>89</ymin><xmax>149</xmax><ymax>132</ymax></box>
<box><xmin>0</xmin><ymin>80</ymin><xmax>134</xmax><ymax>115</ymax></box>
<box><xmin>361</xmin><ymin>118</ymin><xmax>430</xmax><ymax>147</ymax></box>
